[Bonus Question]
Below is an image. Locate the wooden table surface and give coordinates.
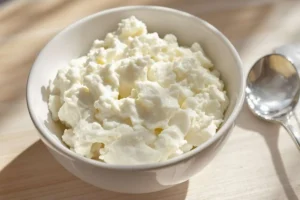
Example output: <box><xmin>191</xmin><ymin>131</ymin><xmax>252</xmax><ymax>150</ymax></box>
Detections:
<box><xmin>1</xmin><ymin>0</ymin><xmax>300</xmax><ymax>199</ymax></box>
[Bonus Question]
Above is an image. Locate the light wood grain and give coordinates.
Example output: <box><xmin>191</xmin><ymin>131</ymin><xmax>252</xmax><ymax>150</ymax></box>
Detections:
<box><xmin>1</xmin><ymin>0</ymin><xmax>300</xmax><ymax>199</ymax></box>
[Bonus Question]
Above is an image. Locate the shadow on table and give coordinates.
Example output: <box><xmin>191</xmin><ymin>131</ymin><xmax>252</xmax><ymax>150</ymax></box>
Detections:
<box><xmin>236</xmin><ymin>102</ymin><xmax>299</xmax><ymax>200</ymax></box>
<box><xmin>0</xmin><ymin>140</ymin><xmax>188</xmax><ymax>200</ymax></box>
<box><xmin>0</xmin><ymin>0</ymin><xmax>10</xmax><ymax>5</ymax></box>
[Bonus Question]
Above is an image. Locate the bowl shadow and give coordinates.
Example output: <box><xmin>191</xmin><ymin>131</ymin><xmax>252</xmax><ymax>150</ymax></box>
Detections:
<box><xmin>0</xmin><ymin>140</ymin><xmax>189</xmax><ymax>200</ymax></box>
<box><xmin>236</xmin><ymin>101</ymin><xmax>299</xmax><ymax>200</ymax></box>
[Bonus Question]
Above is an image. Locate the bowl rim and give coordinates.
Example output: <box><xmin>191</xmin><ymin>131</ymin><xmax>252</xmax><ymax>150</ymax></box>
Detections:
<box><xmin>27</xmin><ymin>5</ymin><xmax>245</xmax><ymax>171</ymax></box>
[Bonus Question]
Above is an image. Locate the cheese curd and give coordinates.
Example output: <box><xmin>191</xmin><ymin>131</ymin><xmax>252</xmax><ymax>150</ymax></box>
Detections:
<box><xmin>48</xmin><ymin>16</ymin><xmax>229</xmax><ymax>165</ymax></box>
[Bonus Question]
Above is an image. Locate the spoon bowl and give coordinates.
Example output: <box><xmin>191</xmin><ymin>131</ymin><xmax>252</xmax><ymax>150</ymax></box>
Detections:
<box><xmin>246</xmin><ymin>54</ymin><xmax>300</xmax><ymax>148</ymax></box>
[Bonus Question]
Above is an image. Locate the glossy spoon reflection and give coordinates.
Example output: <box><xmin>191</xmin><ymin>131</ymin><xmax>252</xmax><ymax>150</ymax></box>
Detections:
<box><xmin>246</xmin><ymin>54</ymin><xmax>300</xmax><ymax>149</ymax></box>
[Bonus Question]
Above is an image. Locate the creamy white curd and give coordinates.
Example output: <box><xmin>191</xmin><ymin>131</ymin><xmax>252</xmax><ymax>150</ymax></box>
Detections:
<box><xmin>48</xmin><ymin>16</ymin><xmax>229</xmax><ymax>165</ymax></box>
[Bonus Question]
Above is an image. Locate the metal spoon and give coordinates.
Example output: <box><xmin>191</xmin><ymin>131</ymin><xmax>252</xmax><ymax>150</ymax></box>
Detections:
<box><xmin>246</xmin><ymin>54</ymin><xmax>300</xmax><ymax>149</ymax></box>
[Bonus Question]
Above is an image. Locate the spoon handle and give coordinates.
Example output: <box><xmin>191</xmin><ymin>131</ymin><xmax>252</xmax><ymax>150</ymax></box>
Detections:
<box><xmin>280</xmin><ymin>111</ymin><xmax>300</xmax><ymax>149</ymax></box>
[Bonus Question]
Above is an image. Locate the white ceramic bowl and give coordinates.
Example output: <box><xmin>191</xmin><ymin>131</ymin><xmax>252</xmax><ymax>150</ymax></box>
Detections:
<box><xmin>27</xmin><ymin>6</ymin><xmax>244</xmax><ymax>194</ymax></box>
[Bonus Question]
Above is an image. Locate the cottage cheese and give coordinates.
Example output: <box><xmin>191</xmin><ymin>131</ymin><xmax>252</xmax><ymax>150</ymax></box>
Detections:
<box><xmin>48</xmin><ymin>16</ymin><xmax>229</xmax><ymax>165</ymax></box>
